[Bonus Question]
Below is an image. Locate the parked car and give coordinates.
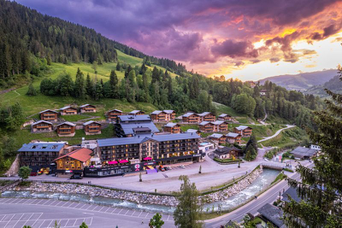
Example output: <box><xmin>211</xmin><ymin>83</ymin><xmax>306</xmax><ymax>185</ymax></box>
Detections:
<box><xmin>70</xmin><ymin>174</ymin><xmax>83</xmax><ymax>179</ymax></box>
<box><xmin>159</xmin><ymin>166</ymin><xmax>165</xmax><ymax>172</ymax></box>
<box><xmin>30</xmin><ymin>172</ymin><xmax>37</xmax><ymax>176</ymax></box>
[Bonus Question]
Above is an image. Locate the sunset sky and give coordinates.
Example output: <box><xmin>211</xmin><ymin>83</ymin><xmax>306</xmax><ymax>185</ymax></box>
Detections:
<box><xmin>17</xmin><ymin>0</ymin><xmax>342</xmax><ymax>81</ymax></box>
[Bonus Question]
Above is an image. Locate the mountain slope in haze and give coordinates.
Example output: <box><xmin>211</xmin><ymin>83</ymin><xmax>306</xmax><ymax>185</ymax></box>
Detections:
<box><xmin>305</xmin><ymin>74</ymin><xmax>342</xmax><ymax>97</ymax></box>
<box><xmin>259</xmin><ymin>69</ymin><xmax>337</xmax><ymax>91</ymax></box>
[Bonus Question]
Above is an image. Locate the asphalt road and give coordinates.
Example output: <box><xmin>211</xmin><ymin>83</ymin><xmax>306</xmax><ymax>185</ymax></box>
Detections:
<box><xmin>258</xmin><ymin>125</ymin><xmax>295</xmax><ymax>143</ymax></box>
<box><xmin>0</xmin><ymin>198</ymin><xmax>176</xmax><ymax>228</ymax></box>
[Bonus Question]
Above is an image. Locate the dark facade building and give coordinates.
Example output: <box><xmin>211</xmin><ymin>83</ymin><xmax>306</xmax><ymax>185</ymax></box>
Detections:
<box><xmin>97</xmin><ymin>133</ymin><xmax>201</xmax><ymax>166</ymax></box>
<box><xmin>18</xmin><ymin>142</ymin><xmax>67</xmax><ymax>172</ymax></box>
<box><xmin>114</xmin><ymin>115</ymin><xmax>159</xmax><ymax>137</ymax></box>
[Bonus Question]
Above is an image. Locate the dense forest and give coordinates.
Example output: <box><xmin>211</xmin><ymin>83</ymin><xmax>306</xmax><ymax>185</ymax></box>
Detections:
<box><xmin>0</xmin><ymin>0</ymin><xmax>187</xmax><ymax>85</ymax></box>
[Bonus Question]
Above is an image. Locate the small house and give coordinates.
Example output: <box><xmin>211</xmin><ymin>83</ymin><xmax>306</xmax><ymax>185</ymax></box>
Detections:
<box><xmin>197</xmin><ymin>112</ymin><xmax>216</xmax><ymax>122</ymax></box>
<box><xmin>213</xmin><ymin>147</ymin><xmax>241</xmax><ymax>159</ymax></box>
<box><xmin>106</xmin><ymin>109</ymin><xmax>123</xmax><ymax>122</ymax></box>
<box><xmin>164</xmin><ymin>110</ymin><xmax>176</xmax><ymax>120</ymax></box>
<box><xmin>163</xmin><ymin>123</ymin><xmax>181</xmax><ymax>134</ymax></box>
<box><xmin>80</xmin><ymin>104</ymin><xmax>96</xmax><ymax>113</ymax></box>
<box><xmin>208</xmin><ymin>133</ymin><xmax>226</xmax><ymax>145</ymax></box>
<box><xmin>234</xmin><ymin>126</ymin><xmax>252</xmax><ymax>137</ymax></box>
<box><xmin>150</xmin><ymin>110</ymin><xmax>167</xmax><ymax>122</ymax></box>
<box><xmin>31</xmin><ymin>120</ymin><xmax>54</xmax><ymax>133</ymax></box>
<box><xmin>57</xmin><ymin>122</ymin><xmax>76</xmax><ymax>137</ymax></box>
<box><xmin>39</xmin><ymin>109</ymin><xmax>58</xmax><ymax>122</ymax></box>
<box><xmin>260</xmin><ymin>90</ymin><xmax>267</xmax><ymax>96</ymax></box>
<box><xmin>199</xmin><ymin>121</ymin><xmax>214</xmax><ymax>132</ymax></box>
<box><xmin>257</xmin><ymin>203</ymin><xmax>285</xmax><ymax>228</ymax></box>
<box><xmin>83</xmin><ymin>121</ymin><xmax>101</xmax><ymax>135</ymax></box>
<box><xmin>218</xmin><ymin>113</ymin><xmax>232</xmax><ymax>122</ymax></box>
<box><xmin>60</xmin><ymin>106</ymin><xmax>78</xmax><ymax>116</ymax></box>
<box><xmin>212</xmin><ymin>120</ymin><xmax>228</xmax><ymax>132</ymax></box>
<box><xmin>290</xmin><ymin>146</ymin><xmax>317</xmax><ymax>159</ymax></box>
<box><xmin>226</xmin><ymin>132</ymin><xmax>242</xmax><ymax>144</ymax></box>
<box><xmin>186</xmin><ymin>129</ymin><xmax>200</xmax><ymax>135</ymax></box>
<box><xmin>182</xmin><ymin>112</ymin><xmax>200</xmax><ymax>123</ymax></box>
<box><xmin>129</xmin><ymin>110</ymin><xmax>145</xmax><ymax>115</ymax></box>
<box><xmin>54</xmin><ymin>148</ymin><xmax>92</xmax><ymax>175</ymax></box>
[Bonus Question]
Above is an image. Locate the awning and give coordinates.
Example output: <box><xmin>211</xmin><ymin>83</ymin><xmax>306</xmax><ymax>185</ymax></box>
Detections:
<box><xmin>108</xmin><ymin>161</ymin><xmax>118</xmax><ymax>165</ymax></box>
<box><xmin>143</xmin><ymin>157</ymin><xmax>152</xmax><ymax>161</ymax></box>
<box><xmin>119</xmin><ymin>159</ymin><xmax>129</xmax><ymax>163</ymax></box>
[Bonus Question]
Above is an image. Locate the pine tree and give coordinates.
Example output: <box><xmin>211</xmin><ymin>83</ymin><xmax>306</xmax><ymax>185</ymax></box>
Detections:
<box><xmin>174</xmin><ymin>176</ymin><xmax>202</xmax><ymax>228</ymax></box>
<box><xmin>151</xmin><ymin>67</ymin><xmax>160</xmax><ymax>83</ymax></box>
<box><xmin>149</xmin><ymin>213</ymin><xmax>164</xmax><ymax>228</ymax></box>
<box><xmin>74</xmin><ymin>68</ymin><xmax>86</xmax><ymax>99</ymax></box>
<box><xmin>46</xmin><ymin>54</ymin><xmax>51</xmax><ymax>65</ymax></box>
<box><xmin>26</xmin><ymin>83</ymin><xmax>37</xmax><ymax>96</ymax></box>
<box><xmin>116</xmin><ymin>62</ymin><xmax>121</xmax><ymax>71</ymax></box>
<box><xmin>283</xmin><ymin>70</ymin><xmax>342</xmax><ymax>227</ymax></box>
<box><xmin>86</xmin><ymin>73</ymin><xmax>94</xmax><ymax>98</ymax></box>
<box><xmin>109</xmin><ymin>70</ymin><xmax>119</xmax><ymax>98</ymax></box>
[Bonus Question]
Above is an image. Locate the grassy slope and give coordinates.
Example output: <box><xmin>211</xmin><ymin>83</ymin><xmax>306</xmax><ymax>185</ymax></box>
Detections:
<box><xmin>260</xmin><ymin>127</ymin><xmax>308</xmax><ymax>148</ymax></box>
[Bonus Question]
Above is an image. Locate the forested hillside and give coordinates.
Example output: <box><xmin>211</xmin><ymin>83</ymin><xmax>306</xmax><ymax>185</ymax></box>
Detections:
<box><xmin>305</xmin><ymin>69</ymin><xmax>342</xmax><ymax>97</ymax></box>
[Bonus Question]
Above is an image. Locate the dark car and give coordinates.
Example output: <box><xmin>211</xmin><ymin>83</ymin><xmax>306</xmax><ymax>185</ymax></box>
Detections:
<box><xmin>70</xmin><ymin>174</ymin><xmax>83</xmax><ymax>179</ymax></box>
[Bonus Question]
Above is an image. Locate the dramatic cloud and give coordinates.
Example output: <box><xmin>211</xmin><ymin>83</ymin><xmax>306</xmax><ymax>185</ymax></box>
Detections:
<box><xmin>16</xmin><ymin>0</ymin><xmax>342</xmax><ymax>79</ymax></box>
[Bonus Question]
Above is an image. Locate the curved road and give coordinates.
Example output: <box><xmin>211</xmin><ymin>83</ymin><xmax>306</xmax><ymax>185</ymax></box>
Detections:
<box><xmin>258</xmin><ymin>125</ymin><xmax>295</xmax><ymax>143</ymax></box>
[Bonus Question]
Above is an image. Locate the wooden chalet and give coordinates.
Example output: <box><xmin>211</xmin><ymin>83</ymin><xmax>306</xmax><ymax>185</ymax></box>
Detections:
<box><xmin>182</xmin><ymin>112</ymin><xmax>200</xmax><ymax>123</ymax></box>
<box><xmin>164</xmin><ymin>110</ymin><xmax>176</xmax><ymax>120</ymax></box>
<box><xmin>218</xmin><ymin>113</ymin><xmax>232</xmax><ymax>122</ymax></box>
<box><xmin>80</xmin><ymin>104</ymin><xmax>96</xmax><ymax>113</ymax></box>
<box><xmin>234</xmin><ymin>126</ymin><xmax>253</xmax><ymax>137</ymax></box>
<box><xmin>54</xmin><ymin>148</ymin><xmax>92</xmax><ymax>174</ymax></box>
<box><xmin>31</xmin><ymin>120</ymin><xmax>54</xmax><ymax>133</ymax></box>
<box><xmin>213</xmin><ymin>147</ymin><xmax>241</xmax><ymax>159</ymax></box>
<box><xmin>39</xmin><ymin>109</ymin><xmax>58</xmax><ymax>122</ymax></box>
<box><xmin>199</xmin><ymin>121</ymin><xmax>214</xmax><ymax>132</ymax></box>
<box><xmin>60</xmin><ymin>106</ymin><xmax>78</xmax><ymax>115</ymax></box>
<box><xmin>129</xmin><ymin>110</ymin><xmax>145</xmax><ymax>115</ymax></box>
<box><xmin>83</xmin><ymin>121</ymin><xmax>101</xmax><ymax>135</ymax></box>
<box><xmin>106</xmin><ymin>109</ymin><xmax>123</xmax><ymax>122</ymax></box>
<box><xmin>163</xmin><ymin>123</ymin><xmax>181</xmax><ymax>134</ymax></box>
<box><xmin>226</xmin><ymin>132</ymin><xmax>242</xmax><ymax>144</ymax></box>
<box><xmin>57</xmin><ymin>122</ymin><xmax>76</xmax><ymax>137</ymax></box>
<box><xmin>197</xmin><ymin>112</ymin><xmax>216</xmax><ymax>122</ymax></box>
<box><xmin>208</xmin><ymin>133</ymin><xmax>227</xmax><ymax>145</ymax></box>
<box><xmin>212</xmin><ymin>120</ymin><xmax>228</xmax><ymax>132</ymax></box>
<box><xmin>186</xmin><ymin>129</ymin><xmax>201</xmax><ymax>135</ymax></box>
<box><xmin>150</xmin><ymin>110</ymin><xmax>176</xmax><ymax>122</ymax></box>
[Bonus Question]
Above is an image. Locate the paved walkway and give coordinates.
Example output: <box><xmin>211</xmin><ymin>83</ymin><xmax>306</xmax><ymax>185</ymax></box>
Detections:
<box><xmin>258</xmin><ymin>125</ymin><xmax>295</xmax><ymax>143</ymax></box>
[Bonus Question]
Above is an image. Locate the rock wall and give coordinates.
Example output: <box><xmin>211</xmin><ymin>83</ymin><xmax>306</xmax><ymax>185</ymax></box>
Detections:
<box><xmin>5</xmin><ymin>154</ymin><xmax>20</xmax><ymax>177</ymax></box>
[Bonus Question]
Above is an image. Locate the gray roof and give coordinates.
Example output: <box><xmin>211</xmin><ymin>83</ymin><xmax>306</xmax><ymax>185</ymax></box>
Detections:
<box><xmin>214</xmin><ymin>147</ymin><xmax>241</xmax><ymax>155</ymax></box>
<box><xmin>226</xmin><ymin>132</ymin><xmax>240</xmax><ymax>138</ymax></box>
<box><xmin>119</xmin><ymin>115</ymin><xmax>151</xmax><ymax>122</ymax></box>
<box><xmin>80</xmin><ymin>104</ymin><xmax>95</xmax><ymax>108</ymax></box>
<box><xmin>186</xmin><ymin>129</ymin><xmax>199</xmax><ymax>133</ymax></box>
<box><xmin>39</xmin><ymin>109</ymin><xmax>58</xmax><ymax>114</ymax></box>
<box><xmin>282</xmin><ymin>187</ymin><xmax>302</xmax><ymax>203</ymax></box>
<box><xmin>83</xmin><ymin>120</ymin><xmax>100</xmax><ymax>126</ymax></box>
<box><xmin>57</xmin><ymin>121</ymin><xmax>76</xmax><ymax>127</ymax></box>
<box><xmin>98</xmin><ymin>133</ymin><xmax>200</xmax><ymax>147</ymax></box>
<box><xmin>257</xmin><ymin>203</ymin><xmax>284</xmax><ymax>228</ymax></box>
<box><xmin>182</xmin><ymin>112</ymin><xmax>195</xmax><ymax>117</ymax></box>
<box><xmin>212</xmin><ymin>120</ymin><xmax>225</xmax><ymax>125</ymax></box>
<box><xmin>18</xmin><ymin>142</ymin><xmax>66</xmax><ymax>152</ymax></box>
<box><xmin>164</xmin><ymin>123</ymin><xmax>179</xmax><ymax>128</ymax></box>
<box><xmin>107</xmin><ymin>109</ymin><xmax>122</xmax><ymax>113</ymax></box>
<box><xmin>130</xmin><ymin>110</ymin><xmax>143</xmax><ymax>114</ymax></box>
<box><xmin>120</xmin><ymin>122</ymin><xmax>159</xmax><ymax>135</ymax></box>
<box><xmin>218</xmin><ymin>113</ymin><xmax>230</xmax><ymax>118</ymax></box>
<box><xmin>32</xmin><ymin>120</ymin><xmax>53</xmax><ymax>126</ymax></box>
<box><xmin>235</xmin><ymin>125</ymin><xmax>251</xmax><ymax>131</ymax></box>
<box><xmin>197</xmin><ymin>112</ymin><xmax>212</xmax><ymax>117</ymax></box>
<box><xmin>163</xmin><ymin>110</ymin><xmax>175</xmax><ymax>114</ymax></box>
<box><xmin>209</xmin><ymin>133</ymin><xmax>223</xmax><ymax>139</ymax></box>
<box><xmin>199</xmin><ymin>121</ymin><xmax>211</xmax><ymax>126</ymax></box>
<box><xmin>60</xmin><ymin>106</ymin><xmax>76</xmax><ymax>111</ymax></box>
<box><xmin>151</xmin><ymin>110</ymin><xmax>163</xmax><ymax>115</ymax></box>
<box><xmin>290</xmin><ymin>146</ymin><xmax>317</xmax><ymax>158</ymax></box>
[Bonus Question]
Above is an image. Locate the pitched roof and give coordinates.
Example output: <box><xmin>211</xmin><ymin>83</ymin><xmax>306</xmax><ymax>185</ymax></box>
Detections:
<box><xmin>32</xmin><ymin>120</ymin><xmax>53</xmax><ymax>126</ymax></box>
<box><xmin>83</xmin><ymin>120</ymin><xmax>101</xmax><ymax>126</ymax></box>
<box><xmin>199</xmin><ymin>121</ymin><xmax>212</xmax><ymax>126</ymax></box>
<box><xmin>186</xmin><ymin>129</ymin><xmax>199</xmax><ymax>133</ymax></box>
<box><xmin>118</xmin><ymin>115</ymin><xmax>151</xmax><ymax>122</ymax></box>
<box><xmin>218</xmin><ymin>113</ymin><xmax>230</xmax><ymax>118</ymax></box>
<box><xmin>80</xmin><ymin>104</ymin><xmax>95</xmax><ymax>108</ymax></box>
<box><xmin>18</xmin><ymin>142</ymin><xmax>66</xmax><ymax>152</ymax></box>
<box><xmin>212</xmin><ymin>120</ymin><xmax>225</xmax><ymax>125</ymax></box>
<box><xmin>107</xmin><ymin>109</ymin><xmax>123</xmax><ymax>113</ymax></box>
<box><xmin>235</xmin><ymin>125</ymin><xmax>252</xmax><ymax>131</ymax></box>
<box><xmin>226</xmin><ymin>132</ymin><xmax>241</xmax><ymax>138</ymax></box>
<box><xmin>39</xmin><ymin>109</ymin><xmax>58</xmax><ymax>114</ymax></box>
<box><xmin>209</xmin><ymin>133</ymin><xmax>223</xmax><ymax>139</ymax></box>
<box><xmin>98</xmin><ymin>133</ymin><xmax>200</xmax><ymax>147</ymax></box>
<box><xmin>163</xmin><ymin>110</ymin><xmax>175</xmax><ymax>114</ymax></box>
<box><xmin>54</xmin><ymin>148</ymin><xmax>92</xmax><ymax>162</ymax></box>
<box><xmin>257</xmin><ymin>203</ymin><xmax>284</xmax><ymax>228</ymax></box>
<box><xmin>119</xmin><ymin>122</ymin><xmax>159</xmax><ymax>135</ymax></box>
<box><xmin>130</xmin><ymin>110</ymin><xmax>143</xmax><ymax>114</ymax></box>
<box><xmin>151</xmin><ymin>110</ymin><xmax>163</xmax><ymax>115</ymax></box>
<box><xmin>182</xmin><ymin>112</ymin><xmax>195</xmax><ymax>117</ymax></box>
<box><xmin>290</xmin><ymin>146</ymin><xmax>317</xmax><ymax>158</ymax></box>
<box><xmin>164</xmin><ymin>123</ymin><xmax>179</xmax><ymax>128</ymax></box>
<box><xmin>57</xmin><ymin>121</ymin><xmax>76</xmax><ymax>127</ymax></box>
<box><xmin>60</xmin><ymin>106</ymin><xmax>77</xmax><ymax>111</ymax></box>
<box><xmin>197</xmin><ymin>112</ymin><xmax>212</xmax><ymax>117</ymax></box>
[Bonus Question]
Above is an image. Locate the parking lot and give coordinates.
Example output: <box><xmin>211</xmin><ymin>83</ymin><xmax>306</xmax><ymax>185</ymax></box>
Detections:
<box><xmin>0</xmin><ymin>198</ymin><xmax>175</xmax><ymax>228</ymax></box>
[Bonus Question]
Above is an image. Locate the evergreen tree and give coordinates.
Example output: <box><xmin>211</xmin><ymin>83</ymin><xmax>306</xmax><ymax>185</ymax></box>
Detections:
<box><xmin>74</xmin><ymin>68</ymin><xmax>86</xmax><ymax>99</ymax></box>
<box><xmin>109</xmin><ymin>70</ymin><xmax>119</xmax><ymax>98</ymax></box>
<box><xmin>244</xmin><ymin>144</ymin><xmax>257</xmax><ymax>161</ymax></box>
<box><xmin>283</xmin><ymin>71</ymin><xmax>342</xmax><ymax>227</ymax></box>
<box><xmin>26</xmin><ymin>83</ymin><xmax>37</xmax><ymax>96</ymax></box>
<box><xmin>86</xmin><ymin>73</ymin><xmax>94</xmax><ymax>98</ymax></box>
<box><xmin>116</xmin><ymin>62</ymin><xmax>121</xmax><ymax>71</ymax></box>
<box><xmin>190</xmin><ymin>75</ymin><xmax>200</xmax><ymax>99</ymax></box>
<box><xmin>173</xmin><ymin>176</ymin><xmax>202</xmax><ymax>228</ymax></box>
<box><xmin>151</xmin><ymin>67</ymin><xmax>160</xmax><ymax>83</ymax></box>
<box><xmin>149</xmin><ymin>213</ymin><xmax>164</xmax><ymax>228</ymax></box>
<box><xmin>46</xmin><ymin>54</ymin><xmax>51</xmax><ymax>65</ymax></box>
<box><xmin>18</xmin><ymin>166</ymin><xmax>31</xmax><ymax>181</ymax></box>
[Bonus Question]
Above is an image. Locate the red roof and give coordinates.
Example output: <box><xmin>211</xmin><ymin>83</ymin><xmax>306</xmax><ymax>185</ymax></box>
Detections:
<box><xmin>54</xmin><ymin>148</ymin><xmax>92</xmax><ymax>162</ymax></box>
